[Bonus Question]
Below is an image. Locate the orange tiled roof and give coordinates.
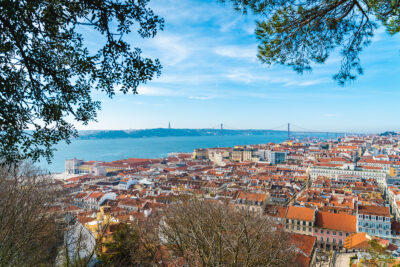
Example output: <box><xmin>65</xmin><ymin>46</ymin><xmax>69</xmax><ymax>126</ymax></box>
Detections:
<box><xmin>291</xmin><ymin>233</ymin><xmax>317</xmax><ymax>267</ymax></box>
<box><xmin>88</xmin><ymin>191</ymin><xmax>104</xmax><ymax>199</ymax></box>
<box><xmin>358</xmin><ymin>205</ymin><xmax>390</xmax><ymax>217</ymax></box>
<box><xmin>265</xmin><ymin>206</ymin><xmax>288</xmax><ymax>218</ymax></box>
<box><xmin>237</xmin><ymin>191</ymin><xmax>267</xmax><ymax>202</ymax></box>
<box><xmin>291</xmin><ymin>233</ymin><xmax>317</xmax><ymax>256</ymax></box>
<box><xmin>315</xmin><ymin>211</ymin><xmax>356</xmax><ymax>232</ymax></box>
<box><xmin>286</xmin><ymin>206</ymin><xmax>315</xmax><ymax>222</ymax></box>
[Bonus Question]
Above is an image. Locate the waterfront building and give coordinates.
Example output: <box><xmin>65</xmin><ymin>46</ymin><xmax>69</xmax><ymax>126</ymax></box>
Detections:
<box><xmin>193</xmin><ymin>148</ymin><xmax>208</xmax><ymax>160</ymax></box>
<box><xmin>65</xmin><ymin>158</ymin><xmax>84</xmax><ymax>174</ymax></box>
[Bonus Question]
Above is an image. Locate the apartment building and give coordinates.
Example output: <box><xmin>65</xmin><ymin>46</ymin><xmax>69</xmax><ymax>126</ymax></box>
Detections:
<box><xmin>357</xmin><ymin>205</ymin><xmax>391</xmax><ymax>240</ymax></box>
<box><xmin>285</xmin><ymin>206</ymin><xmax>316</xmax><ymax>236</ymax></box>
<box><xmin>314</xmin><ymin>211</ymin><xmax>357</xmax><ymax>250</ymax></box>
<box><xmin>309</xmin><ymin>166</ymin><xmax>387</xmax><ymax>188</ymax></box>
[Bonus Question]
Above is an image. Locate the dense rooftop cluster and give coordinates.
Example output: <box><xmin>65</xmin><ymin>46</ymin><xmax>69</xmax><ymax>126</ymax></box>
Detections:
<box><xmin>57</xmin><ymin>134</ymin><xmax>400</xmax><ymax>266</ymax></box>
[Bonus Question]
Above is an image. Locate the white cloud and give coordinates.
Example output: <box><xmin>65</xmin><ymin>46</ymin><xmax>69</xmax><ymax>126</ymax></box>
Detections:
<box><xmin>284</xmin><ymin>78</ymin><xmax>330</xmax><ymax>87</ymax></box>
<box><xmin>219</xmin><ymin>17</ymin><xmax>241</xmax><ymax>32</ymax></box>
<box><xmin>154</xmin><ymin>73</ymin><xmax>220</xmax><ymax>84</ymax></box>
<box><xmin>214</xmin><ymin>45</ymin><xmax>257</xmax><ymax>61</ymax></box>
<box><xmin>137</xmin><ymin>85</ymin><xmax>218</xmax><ymax>100</ymax></box>
<box><xmin>223</xmin><ymin>68</ymin><xmax>329</xmax><ymax>87</ymax></box>
<box><xmin>137</xmin><ymin>86</ymin><xmax>176</xmax><ymax>96</ymax></box>
<box><xmin>224</xmin><ymin>72</ymin><xmax>259</xmax><ymax>83</ymax></box>
<box><xmin>151</xmin><ymin>34</ymin><xmax>193</xmax><ymax>66</ymax></box>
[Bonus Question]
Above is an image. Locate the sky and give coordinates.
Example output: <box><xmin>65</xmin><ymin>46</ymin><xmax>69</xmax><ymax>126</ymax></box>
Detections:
<box><xmin>77</xmin><ymin>0</ymin><xmax>400</xmax><ymax>133</ymax></box>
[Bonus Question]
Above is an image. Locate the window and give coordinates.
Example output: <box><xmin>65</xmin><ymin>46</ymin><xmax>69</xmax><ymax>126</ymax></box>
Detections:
<box><xmin>386</xmin><ymin>231</ymin><xmax>389</xmax><ymax>235</ymax></box>
<box><xmin>309</xmin><ymin>228</ymin><xmax>312</xmax><ymax>232</ymax></box>
<box><xmin>333</xmin><ymin>231</ymin><xmax>336</xmax><ymax>236</ymax></box>
<box><xmin>327</xmin><ymin>231</ymin><xmax>330</xmax><ymax>234</ymax></box>
<box><xmin>378</xmin><ymin>216</ymin><xmax>383</xmax><ymax>221</ymax></box>
<box><xmin>339</xmin><ymin>232</ymin><xmax>343</xmax><ymax>236</ymax></box>
<box><xmin>358</xmin><ymin>214</ymin><xmax>363</xmax><ymax>219</ymax></box>
<box><xmin>339</xmin><ymin>239</ymin><xmax>342</xmax><ymax>245</ymax></box>
<box><xmin>346</xmin><ymin>233</ymin><xmax>349</xmax><ymax>236</ymax></box>
<box><xmin>365</xmin><ymin>215</ymin><xmax>370</xmax><ymax>220</ymax></box>
<box><xmin>372</xmin><ymin>216</ymin><xmax>376</xmax><ymax>220</ymax></box>
<box><xmin>286</xmin><ymin>219</ymin><xmax>289</xmax><ymax>223</ymax></box>
<box><xmin>333</xmin><ymin>238</ymin><xmax>336</xmax><ymax>244</ymax></box>
<box><xmin>297</xmin><ymin>226</ymin><xmax>300</xmax><ymax>230</ymax></box>
<box><xmin>385</xmin><ymin>217</ymin><xmax>390</xmax><ymax>222</ymax></box>
<box><xmin>327</xmin><ymin>238</ymin><xmax>330</xmax><ymax>243</ymax></box>
<box><xmin>286</xmin><ymin>225</ymin><xmax>289</xmax><ymax>229</ymax></box>
<box><xmin>321</xmin><ymin>229</ymin><xmax>324</xmax><ymax>234</ymax></box>
<box><xmin>303</xmin><ymin>221</ymin><xmax>306</xmax><ymax>225</ymax></box>
<box><xmin>320</xmin><ymin>237</ymin><xmax>323</xmax><ymax>242</ymax></box>
<box><xmin>303</xmin><ymin>227</ymin><xmax>306</xmax><ymax>231</ymax></box>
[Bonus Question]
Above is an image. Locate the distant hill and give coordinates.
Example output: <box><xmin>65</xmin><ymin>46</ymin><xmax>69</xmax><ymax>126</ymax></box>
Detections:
<box><xmin>380</xmin><ymin>131</ymin><xmax>398</xmax><ymax>136</ymax></box>
<box><xmin>77</xmin><ymin>128</ymin><xmax>286</xmax><ymax>140</ymax></box>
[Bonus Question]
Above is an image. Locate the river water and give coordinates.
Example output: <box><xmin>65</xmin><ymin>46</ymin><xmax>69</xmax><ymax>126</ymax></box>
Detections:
<box><xmin>38</xmin><ymin>132</ymin><xmax>326</xmax><ymax>173</ymax></box>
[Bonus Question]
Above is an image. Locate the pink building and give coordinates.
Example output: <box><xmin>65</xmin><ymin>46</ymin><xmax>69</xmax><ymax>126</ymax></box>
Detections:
<box><xmin>313</xmin><ymin>211</ymin><xmax>357</xmax><ymax>250</ymax></box>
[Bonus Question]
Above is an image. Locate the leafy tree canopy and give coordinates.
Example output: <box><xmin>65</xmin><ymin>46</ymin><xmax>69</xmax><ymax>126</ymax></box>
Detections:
<box><xmin>221</xmin><ymin>0</ymin><xmax>400</xmax><ymax>84</ymax></box>
<box><xmin>0</xmin><ymin>0</ymin><xmax>163</xmax><ymax>164</ymax></box>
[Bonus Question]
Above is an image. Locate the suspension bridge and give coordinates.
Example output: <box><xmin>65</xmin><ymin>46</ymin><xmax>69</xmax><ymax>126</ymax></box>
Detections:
<box><xmin>191</xmin><ymin>123</ymin><xmax>362</xmax><ymax>139</ymax></box>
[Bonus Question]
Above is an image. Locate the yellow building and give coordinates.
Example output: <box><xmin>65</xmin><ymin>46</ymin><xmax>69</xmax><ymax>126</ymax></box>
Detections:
<box><xmin>84</xmin><ymin>206</ymin><xmax>119</xmax><ymax>240</ymax></box>
<box><xmin>105</xmin><ymin>166</ymin><xmax>126</xmax><ymax>173</ymax></box>
<box><xmin>389</xmin><ymin>167</ymin><xmax>398</xmax><ymax>177</ymax></box>
<box><xmin>193</xmin><ymin>148</ymin><xmax>208</xmax><ymax>160</ymax></box>
<box><xmin>78</xmin><ymin>164</ymin><xmax>127</xmax><ymax>175</ymax></box>
<box><xmin>77</xmin><ymin>164</ymin><xmax>91</xmax><ymax>174</ymax></box>
<box><xmin>231</xmin><ymin>149</ymin><xmax>244</xmax><ymax>162</ymax></box>
<box><xmin>243</xmin><ymin>150</ymin><xmax>253</xmax><ymax>161</ymax></box>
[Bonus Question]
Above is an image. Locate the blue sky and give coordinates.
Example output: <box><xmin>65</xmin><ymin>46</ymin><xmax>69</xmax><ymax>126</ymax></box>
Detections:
<box><xmin>78</xmin><ymin>0</ymin><xmax>400</xmax><ymax>133</ymax></box>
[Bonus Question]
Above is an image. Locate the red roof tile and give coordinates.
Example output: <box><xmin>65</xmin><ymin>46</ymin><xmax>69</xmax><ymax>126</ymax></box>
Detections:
<box><xmin>315</xmin><ymin>211</ymin><xmax>356</xmax><ymax>232</ymax></box>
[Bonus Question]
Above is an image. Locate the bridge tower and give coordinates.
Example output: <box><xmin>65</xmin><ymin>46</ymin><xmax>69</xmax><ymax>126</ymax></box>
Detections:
<box><xmin>220</xmin><ymin>123</ymin><xmax>223</xmax><ymax>136</ymax></box>
<box><xmin>287</xmin><ymin>123</ymin><xmax>290</xmax><ymax>140</ymax></box>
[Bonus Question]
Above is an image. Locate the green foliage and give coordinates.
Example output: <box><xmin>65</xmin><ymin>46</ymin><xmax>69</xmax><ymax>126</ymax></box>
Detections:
<box><xmin>221</xmin><ymin>0</ymin><xmax>400</xmax><ymax>85</ymax></box>
<box><xmin>99</xmin><ymin>223</ymin><xmax>159</xmax><ymax>267</ymax></box>
<box><xmin>364</xmin><ymin>239</ymin><xmax>395</xmax><ymax>266</ymax></box>
<box><xmin>99</xmin><ymin>223</ymin><xmax>141</xmax><ymax>267</ymax></box>
<box><xmin>0</xmin><ymin>0</ymin><xmax>163</xmax><ymax>164</ymax></box>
